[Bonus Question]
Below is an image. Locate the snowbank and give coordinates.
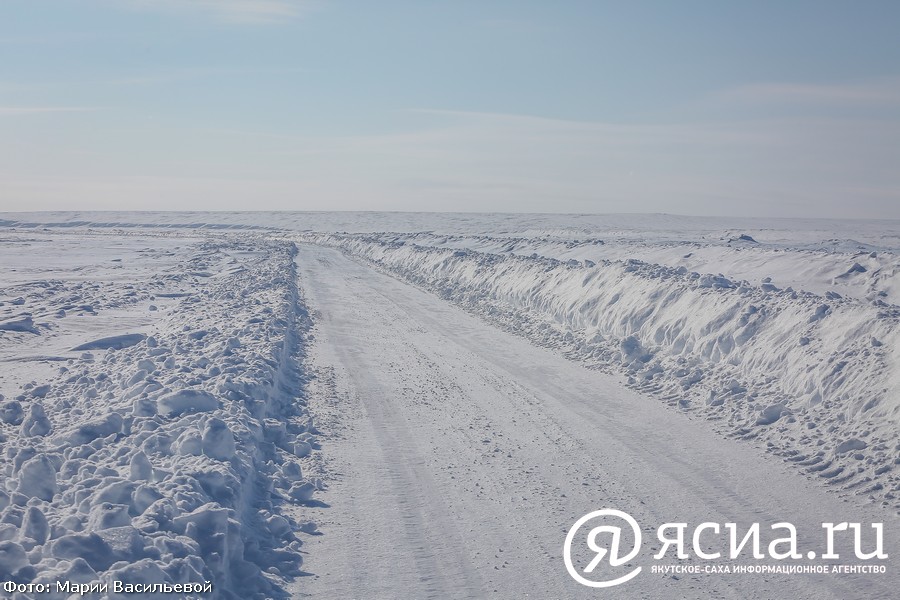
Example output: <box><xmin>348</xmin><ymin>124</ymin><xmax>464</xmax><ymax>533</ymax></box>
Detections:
<box><xmin>0</xmin><ymin>239</ymin><xmax>317</xmax><ymax>599</ymax></box>
<box><xmin>308</xmin><ymin>233</ymin><xmax>900</xmax><ymax>509</ymax></box>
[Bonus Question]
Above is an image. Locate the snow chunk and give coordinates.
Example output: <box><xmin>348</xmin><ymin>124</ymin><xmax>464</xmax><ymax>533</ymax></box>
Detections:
<box><xmin>202</xmin><ymin>418</ymin><xmax>236</xmax><ymax>461</ymax></box>
<box><xmin>70</xmin><ymin>412</ymin><xmax>123</xmax><ymax>444</ymax></box>
<box><xmin>49</xmin><ymin>533</ymin><xmax>115</xmax><ymax>571</ymax></box>
<box><xmin>129</xmin><ymin>451</ymin><xmax>153</xmax><ymax>481</ymax></box>
<box><xmin>21</xmin><ymin>506</ymin><xmax>49</xmax><ymax>545</ymax></box>
<box><xmin>0</xmin><ymin>315</ymin><xmax>38</xmax><ymax>333</ymax></box>
<box><xmin>756</xmin><ymin>403</ymin><xmax>787</xmax><ymax>426</ymax></box>
<box><xmin>17</xmin><ymin>455</ymin><xmax>57</xmax><ymax>500</ymax></box>
<box><xmin>729</xmin><ymin>234</ymin><xmax>758</xmax><ymax>243</ymax></box>
<box><xmin>288</xmin><ymin>482</ymin><xmax>316</xmax><ymax>503</ymax></box>
<box><xmin>0</xmin><ymin>401</ymin><xmax>24</xmax><ymax>426</ymax></box>
<box><xmin>20</xmin><ymin>403</ymin><xmax>52</xmax><ymax>437</ymax></box>
<box><xmin>0</xmin><ymin>541</ymin><xmax>28</xmax><ymax>578</ymax></box>
<box><xmin>156</xmin><ymin>389</ymin><xmax>220</xmax><ymax>417</ymax></box>
<box><xmin>87</xmin><ymin>502</ymin><xmax>132</xmax><ymax>530</ymax></box>
<box><xmin>835</xmin><ymin>438</ymin><xmax>868</xmax><ymax>454</ymax></box>
<box><xmin>71</xmin><ymin>333</ymin><xmax>146</xmax><ymax>351</ymax></box>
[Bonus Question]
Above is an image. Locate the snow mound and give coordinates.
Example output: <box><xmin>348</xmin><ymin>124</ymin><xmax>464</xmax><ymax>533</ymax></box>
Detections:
<box><xmin>0</xmin><ymin>315</ymin><xmax>38</xmax><ymax>334</ymax></box>
<box><xmin>156</xmin><ymin>389</ymin><xmax>220</xmax><ymax>417</ymax></box>
<box><xmin>0</xmin><ymin>239</ymin><xmax>318</xmax><ymax>598</ymax></box>
<box><xmin>71</xmin><ymin>333</ymin><xmax>146</xmax><ymax>351</ymax></box>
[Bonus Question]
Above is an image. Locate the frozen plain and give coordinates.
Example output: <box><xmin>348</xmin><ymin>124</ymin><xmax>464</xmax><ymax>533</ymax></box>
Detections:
<box><xmin>0</xmin><ymin>212</ymin><xmax>898</xmax><ymax>599</ymax></box>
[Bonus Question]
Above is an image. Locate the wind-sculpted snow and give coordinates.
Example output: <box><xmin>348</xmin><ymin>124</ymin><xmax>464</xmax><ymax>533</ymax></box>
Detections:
<box><xmin>0</xmin><ymin>238</ymin><xmax>318</xmax><ymax>599</ymax></box>
<box><xmin>309</xmin><ymin>233</ymin><xmax>900</xmax><ymax>509</ymax></box>
<box><xmin>372</xmin><ymin>231</ymin><xmax>900</xmax><ymax>304</ymax></box>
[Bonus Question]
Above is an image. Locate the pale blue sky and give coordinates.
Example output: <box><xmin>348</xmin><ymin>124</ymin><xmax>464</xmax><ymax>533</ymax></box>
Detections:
<box><xmin>1</xmin><ymin>1</ymin><xmax>899</xmax><ymax>217</ymax></box>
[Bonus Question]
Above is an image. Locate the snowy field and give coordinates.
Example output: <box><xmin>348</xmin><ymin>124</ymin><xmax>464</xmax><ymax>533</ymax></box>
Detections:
<box><xmin>1</xmin><ymin>212</ymin><xmax>899</xmax><ymax>599</ymax></box>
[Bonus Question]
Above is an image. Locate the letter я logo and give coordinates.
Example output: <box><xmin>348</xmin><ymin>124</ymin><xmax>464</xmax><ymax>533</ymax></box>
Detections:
<box><xmin>564</xmin><ymin>509</ymin><xmax>643</xmax><ymax>588</ymax></box>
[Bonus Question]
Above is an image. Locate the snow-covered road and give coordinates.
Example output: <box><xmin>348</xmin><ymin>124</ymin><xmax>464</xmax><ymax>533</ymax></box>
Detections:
<box><xmin>291</xmin><ymin>245</ymin><xmax>899</xmax><ymax>600</ymax></box>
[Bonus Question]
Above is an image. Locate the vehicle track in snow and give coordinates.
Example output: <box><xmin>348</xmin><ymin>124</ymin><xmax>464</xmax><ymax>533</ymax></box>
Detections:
<box><xmin>291</xmin><ymin>245</ymin><xmax>898</xmax><ymax>600</ymax></box>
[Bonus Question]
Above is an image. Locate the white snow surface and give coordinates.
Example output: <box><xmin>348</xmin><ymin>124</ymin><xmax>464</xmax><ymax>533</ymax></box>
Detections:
<box><xmin>1</xmin><ymin>213</ymin><xmax>899</xmax><ymax>598</ymax></box>
<box><xmin>1</xmin><ymin>231</ymin><xmax>316</xmax><ymax>599</ymax></box>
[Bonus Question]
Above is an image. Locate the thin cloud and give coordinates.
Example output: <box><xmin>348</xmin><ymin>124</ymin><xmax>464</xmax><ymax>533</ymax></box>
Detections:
<box><xmin>406</xmin><ymin>108</ymin><xmax>775</xmax><ymax>146</ymax></box>
<box><xmin>717</xmin><ymin>78</ymin><xmax>900</xmax><ymax>106</ymax></box>
<box><xmin>0</xmin><ymin>32</ymin><xmax>104</xmax><ymax>45</ymax></box>
<box><xmin>0</xmin><ymin>106</ymin><xmax>101</xmax><ymax>116</ymax></box>
<box><xmin>0</xmin><ymin>65</ymin><xmax>309</xmax><ymax>94</ymax></box>
<box><xmin>474</xmin><ymin>19</ymin><xmax>547</xmax><ymax>34</ymax></box>
<box><xmin>122</xmin><ymin>0</ymin><xmax>313</xmax><ymax>23</ymax></box>
<box><xmin>107</xmin><ymin>65</ymin><xmax>310</xmax><ymax>86</ymax></box>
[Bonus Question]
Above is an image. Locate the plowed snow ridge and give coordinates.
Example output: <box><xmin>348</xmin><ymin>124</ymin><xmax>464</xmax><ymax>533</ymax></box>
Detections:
<box><xmin>0</xmin><ymin>237</ymin><xmax>318</xmax><ymax>599</ymax></box>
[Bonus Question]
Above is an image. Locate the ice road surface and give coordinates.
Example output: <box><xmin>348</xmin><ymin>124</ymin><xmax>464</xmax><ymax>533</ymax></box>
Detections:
<box><xmin>0</xmin><ymin>213</ymin><xmax>898</xmax><ymax>599</ymax></box>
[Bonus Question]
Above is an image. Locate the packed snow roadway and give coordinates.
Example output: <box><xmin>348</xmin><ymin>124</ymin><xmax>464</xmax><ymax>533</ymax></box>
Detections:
<box><xmin>291</xmin><ymin>244</ymin><xmax>898</xmax><ymax>600</ymax></box>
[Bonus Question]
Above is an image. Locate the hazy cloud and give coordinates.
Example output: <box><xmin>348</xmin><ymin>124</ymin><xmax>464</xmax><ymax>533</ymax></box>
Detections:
<box><xmin>0</xmin><ymin>106</ymin><xmax>100</xmax><ymax>116</ymax></box>
<box><xmin>122</xmin><ymin>0</ymin><xmax>312</xmax><ymax>23</ymax></box>
<box><xmin>717</xmin><ymin>78</ymin><xmax>900</xmax><ymax>106</ymax></box>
